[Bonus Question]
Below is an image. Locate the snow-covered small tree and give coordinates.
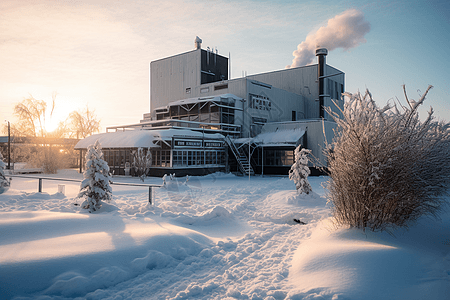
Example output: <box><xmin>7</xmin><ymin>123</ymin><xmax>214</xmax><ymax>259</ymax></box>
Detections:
<box><xmin>132</xmin><ymin>147</ymin><xmax>152</xmax><ymax>181</ymax></box>
<box><xmin>0</xmin><ymin>152</ymin><xmax>10</xmax><ymax>190</ymax></box>
<box><xmin>289</xmin><ymin>146</ymin><xmax>312</xmax><ymax>194</ymax></box>
<box><xmin>78</xmin><ymin>140</ymin><xmax>112</xmax><ymax>212</ymax></box>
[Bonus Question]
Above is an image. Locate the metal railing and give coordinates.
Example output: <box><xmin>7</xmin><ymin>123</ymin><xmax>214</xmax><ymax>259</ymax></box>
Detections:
<box><xmin>225</xmin><ymin>136</ymin><xmax>254</xmax><ymax>175</ymax></box>
<box><xmin>6</xmin><ymin>174</ymin><xmax>162</xmax><ymax>204</ymax></box>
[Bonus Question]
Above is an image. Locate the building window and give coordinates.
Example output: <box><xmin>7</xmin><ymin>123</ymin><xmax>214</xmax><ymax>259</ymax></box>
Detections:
<box><xmin>214</xmin><ymin>84</ymin><xmax>228</xmax><ymax>91</ymax></box>
<box><xmin>252</xmin><ymin>117</ymin><xmax>267</xmax><ymax>124</ymax></box>
<box><xmin>263</xmin><ymin>149</ymin><xmax>294</xmax><ymax>166</ymax></box>
<box><xmin>186</xmin><ymin>87</ymin><xmax>191</xmax><ymax>94</ymax></box>
<box><xmin>151</xmin><ymin>150</ymin><xmax>171</xmax><ymax>167</ymax></box>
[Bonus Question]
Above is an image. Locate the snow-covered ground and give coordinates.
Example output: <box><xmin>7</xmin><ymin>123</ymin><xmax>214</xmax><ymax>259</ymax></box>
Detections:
<box><xmin>0</xmin><ymin>170</ymin><xmax>449</xmax><ymax>300</ymax></box>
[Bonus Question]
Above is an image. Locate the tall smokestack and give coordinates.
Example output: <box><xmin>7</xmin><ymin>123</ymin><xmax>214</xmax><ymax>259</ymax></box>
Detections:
<box><xmin>316</xmin><ymin>48</ymin><xmax>328</xmax><ymax>119</ymax></box>
<box><xmin>194</xmin><ymin>36</ymin><xmax>202</xmax><ymax>50</ymax></box>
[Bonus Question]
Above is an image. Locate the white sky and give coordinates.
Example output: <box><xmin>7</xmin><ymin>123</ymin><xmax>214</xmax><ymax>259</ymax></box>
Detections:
<box><xmin>1</xmin><ymin>0</ymin><xmax>449</xmax><ymax>132</ymax></box>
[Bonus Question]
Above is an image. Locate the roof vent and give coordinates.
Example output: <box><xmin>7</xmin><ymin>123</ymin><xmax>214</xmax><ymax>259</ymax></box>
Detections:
<box><xmin>195</xmin><ymin>36</ymin><xmax>202</xmax><ymax>50</ymax></box>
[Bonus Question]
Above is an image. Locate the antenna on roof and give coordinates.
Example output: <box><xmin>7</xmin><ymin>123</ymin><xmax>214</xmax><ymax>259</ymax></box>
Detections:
<box><xmin>229</xmin><ymin>52</ymin><xmax>231</xmax><ymax>80</ymax></box>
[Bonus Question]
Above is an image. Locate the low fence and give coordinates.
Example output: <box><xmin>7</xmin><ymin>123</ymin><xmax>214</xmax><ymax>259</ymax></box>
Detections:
<box><xmin>6</xmin><ymin>174</ymin><xmax>162</xmax><ymax>205</ymax></box>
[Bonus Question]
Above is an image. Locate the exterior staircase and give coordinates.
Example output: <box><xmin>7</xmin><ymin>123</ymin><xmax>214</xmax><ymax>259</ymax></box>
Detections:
<box><xmin>225</xmin><ymin>136</ymin><xmax>255</xmax><ymax>176</ymax></box>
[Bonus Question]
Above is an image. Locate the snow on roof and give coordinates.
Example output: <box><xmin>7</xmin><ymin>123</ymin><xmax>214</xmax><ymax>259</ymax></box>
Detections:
<box><xmin>234</xmin><ymin>127</ymin><xmax>305</xmax><ymax>146</ymax></box>
<box><xmin>74</xmin><ymin>129</ymin><xmax>224</xmax><ymax>149</ymax></box>
<box><xmin>155</xmin><ymin>93</ymin><xmax>242</xmax><ymax>111</ymax></box>
<box><xmin>254</xmin><ymin>127</ymin><xmax>305</xmax><ymax>145</ymax></box>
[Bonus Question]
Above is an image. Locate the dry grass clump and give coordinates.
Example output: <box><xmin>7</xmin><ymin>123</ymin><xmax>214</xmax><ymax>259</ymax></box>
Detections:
<box><xmin>326</xmin><ymin>86</ymin><xmax>450</xmax><ymax>231</ymax></box>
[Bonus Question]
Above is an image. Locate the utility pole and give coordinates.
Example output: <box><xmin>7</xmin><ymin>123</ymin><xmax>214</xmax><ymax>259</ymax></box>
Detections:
<box><xmin>7</xmin><ymin>121</ymin><xmax>10</xmax><ymax>170</ymax></box>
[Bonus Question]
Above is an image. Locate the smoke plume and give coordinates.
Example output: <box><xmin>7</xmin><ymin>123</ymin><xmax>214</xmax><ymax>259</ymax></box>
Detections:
<box><xmin>287</xmin><ymin>9</ymin><xmax>370</xmax><ymax>68</ymax></box>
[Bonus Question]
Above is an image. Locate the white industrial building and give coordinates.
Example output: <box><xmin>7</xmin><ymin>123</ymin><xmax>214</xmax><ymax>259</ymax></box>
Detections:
<box><xmin>75</xmin><ymin>37</ymin><xmax>345</xmax><ymax>176</ymax></box>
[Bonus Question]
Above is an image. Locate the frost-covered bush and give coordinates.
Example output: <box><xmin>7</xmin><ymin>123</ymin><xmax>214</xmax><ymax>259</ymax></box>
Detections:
<box><xmin>78</xmin><ymin>140</ymin><xmax>112</xmax><ymax>212</ymax></box>
<box><xmin>0</xmin><ymin>152</ymin><xmax>10</xmax><ymax>190</ymax></box>
<box><xmin>326</xmin><ymin>86</ymin><xmax>450</xmax><ymax>231</ymax></box>
<box><xmin>289</xmin><ymin>146</ymin><xmax>312</xmax><ymax>194</ymax></box>
<box><xmin>132</xmin><ymin>147</ymin><xmax>152</xmax><ymax>181</ymax></box>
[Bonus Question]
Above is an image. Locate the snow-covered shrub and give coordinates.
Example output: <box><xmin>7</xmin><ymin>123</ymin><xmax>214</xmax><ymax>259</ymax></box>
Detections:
<box><xmin>326</xmin><ymin>86</ymin><xmax>450</xmax><ymax>231</ymax></box>
<box><xmin>78</xmin><ymin>140</ymin><xmax>112</xmax><ymax>212</ymax></box>
<box><xmin>162</xmin><ymin>173</ymin><xmax>176</xmax><ymax>187</ymax></box>
<box><xmin>132</xmin><ymin>147</ymin><xmax>152</xmax><ymax>181</ymax></box>
<box><xmin>289</xmin><ymin>146</ymin><xmax>312</xmax><ymax>194</ymax></box>
<box><xmin>0</xmin><ymin>152</ymin><xmax>10</xmax><ymax>190</ymax></box>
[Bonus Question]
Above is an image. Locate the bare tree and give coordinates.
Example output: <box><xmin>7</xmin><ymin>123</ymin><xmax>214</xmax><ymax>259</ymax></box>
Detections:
<box><xmin>8</xmin><ymin>93</ymin><xmax>67</xmax><ymax>173</ymax></box>
<box><xmin>325</xmin><ymin>85</ymin><xmax>450</xmax><ymax>231</ymax></box>
<box><xmin>132</xmin><ymin>147</ymin><xmax>152</xmax><ymax>181</ymax></box>
<box><xmin>68</xmin><ymin>106</ymin><xmax>100</xmax><ymax>139</ymax></box>
<box><xmin>11</xmin><ymin>94</ymin><xmax>55</xmax><ymax>138</ymax></box>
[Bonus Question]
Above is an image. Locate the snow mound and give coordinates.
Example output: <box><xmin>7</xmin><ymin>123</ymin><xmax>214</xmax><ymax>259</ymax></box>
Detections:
<box><xmin>174</xmin><ymin>206</ymin><xmax>233</xmax><ymax>226</ymax></box>
<box><xmin>0</xmin><ymin>210</ymin><xmax>213</xmax><ymax>299</ymax></box>
<box><xmin>289</xmin><ymin>215</ymin><xmax>450</xmax><ymax>300</ymax></box>
<box><xmin>250</xmin><ymin>190</ymin><xmax>329</xmax><ymax>226</ymax></box>
<box><xmin>287</xmin><ymin>190</ymin><xmax>323</xmax><ymax>206</ymax></box>
<box><xmin>78</xmin><ymin>201</ymin><xmax>120</xmax><ymax>214</ymax></box>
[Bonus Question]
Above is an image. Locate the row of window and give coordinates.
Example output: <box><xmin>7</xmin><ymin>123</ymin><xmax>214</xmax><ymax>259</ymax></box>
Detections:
<box><xmin>102</xmin><ymin>149</ymin><xmax>226</xmax><ymax>169</ymax></box>
<box><xmin>172</xmin><ymin>150</ymin><xmax>226</xmax><ymax>167</ymax></box>
<box><xmin>157</xmin><ymin>101</ymin><xmax>235</xmax><ymax>120</ymax></box>
<box><xmin>328</xmin><ymin>79</ymin><xmax>344</xmax><ymax>101</ymax></box>
<box><xmin>254</xmin><ymin>149</ymin><xmax>294</xmax><ymax>166</ymax></box>
<box><xmin>104</xmin><ymin>150</ymin><xmax>131</xmax><ymax>168</ymax></box>
<box><xmin>99</xmin><ymin>148</ymin><xmax>292</xmax><ymax>170</ymax></box>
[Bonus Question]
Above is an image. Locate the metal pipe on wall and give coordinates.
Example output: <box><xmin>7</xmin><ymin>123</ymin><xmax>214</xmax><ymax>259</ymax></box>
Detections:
<box><xmin>316</xmin><ymin>48</ymin><xmax>328</xmax><ymax>119</ymax></box>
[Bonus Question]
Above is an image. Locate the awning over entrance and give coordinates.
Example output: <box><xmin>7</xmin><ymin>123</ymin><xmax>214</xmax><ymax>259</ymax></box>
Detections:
<box><xmin>234</xmin><ymin>127</ymin><xmax>306</xmax><ymax>147</ymax></box>
<box><xmin>253</xmin><ymin>127</ymin><xmax>305</xmax><ymax>147</ymax></box>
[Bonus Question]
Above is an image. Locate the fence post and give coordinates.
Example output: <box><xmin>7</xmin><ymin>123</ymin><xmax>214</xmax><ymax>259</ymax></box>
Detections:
<box><xmin>38</xmin><ymin>178</ymin><xmax>42</xmax><ymax>193</ymax></box>
<box><xmin>148</xmin><ymin>186</ymin><xmax>152</xmax><ymax>205</ymax></box>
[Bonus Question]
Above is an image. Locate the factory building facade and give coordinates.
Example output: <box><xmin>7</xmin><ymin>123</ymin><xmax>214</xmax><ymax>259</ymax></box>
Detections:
<box><xmin>75</xmin><ymin>38</ymin><xmax>345</xmax><ymax>176</ymax></box>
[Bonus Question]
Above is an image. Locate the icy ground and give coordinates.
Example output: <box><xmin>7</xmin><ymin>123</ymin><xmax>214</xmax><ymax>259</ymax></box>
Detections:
<box><xmin>0</xmin><ymin>170</ymin><xmax>449</xmax><ymax>300</ymax></box>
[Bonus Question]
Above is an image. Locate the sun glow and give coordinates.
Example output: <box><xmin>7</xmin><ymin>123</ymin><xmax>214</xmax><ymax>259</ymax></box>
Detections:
<box><xmin>43</xmin><ymin>96</ymin><xmax>80</xmax><ymax>134</ymax></box>
<box><xmin>45</xmin><ymin>116</ymin><xmax>62</xmax><ymax>133</ymax></box>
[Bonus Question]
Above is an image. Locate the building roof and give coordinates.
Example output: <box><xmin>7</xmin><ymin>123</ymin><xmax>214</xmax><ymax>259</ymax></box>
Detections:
<box><xmin>74</xmin><ymin>128</ymin><xmax>224</xmax><ymax>149</ymax></box>
<box><xmin>154</xmin><ymin>93</ymin><xmax>242</xmax><ymax>111</ymax></box>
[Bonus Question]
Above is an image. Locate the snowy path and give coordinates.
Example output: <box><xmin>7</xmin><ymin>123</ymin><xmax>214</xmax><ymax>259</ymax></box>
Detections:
<box><xmin>84</xmin><ymin>225</ymin><xmax>302</xmax><ymax>299</ymax></box>
<box><xmin>83</xmin><ymin>175</ymin><xmax>328</xmax><ymax>300</ymax></box>
<box><xmin>95</xmin><ymin>227</ymin><xmax>306</xmax><ymax>300</ymax></box>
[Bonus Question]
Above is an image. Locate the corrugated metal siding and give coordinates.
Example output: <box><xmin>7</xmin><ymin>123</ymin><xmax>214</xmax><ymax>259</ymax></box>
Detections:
<box><xmin>150</xmin><ymin>50</ymin><xmax>201</xmax><ymax>113</ymax></box>
<box><xmin>245</xmin><ymin>65</ymin><xmax>320</xmax><ymax>119</ymax></box>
